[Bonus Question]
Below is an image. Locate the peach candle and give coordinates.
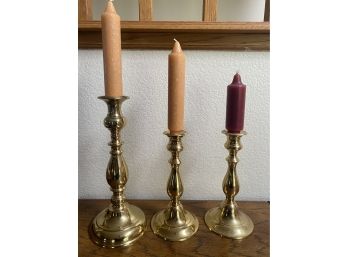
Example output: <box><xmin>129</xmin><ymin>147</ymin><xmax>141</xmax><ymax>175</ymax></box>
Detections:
<box><xmin>168</xmin><ymin>39</ymin><xmax>185</xmax><ymax>133</ymax></box>
<box><xmin>101</xmin><ymin>0</ymin><xmax>123</xmax><ymax>97</ymax></box>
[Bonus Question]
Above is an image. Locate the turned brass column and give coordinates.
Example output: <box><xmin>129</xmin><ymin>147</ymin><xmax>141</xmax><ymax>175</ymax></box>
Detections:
<box><xmin>204</xmin><ymin>130</ymin><xmax>254</xmax><ymax>239</ymax></box>
<box><xmin>89</xmin><ymin>96</ymin><xmax>146</xmax><ymax>248</ymax></box>
<box><xmin>151</xmin><ymin>131</ymin><xmax>198</xmax><ymax>241</ymax></box>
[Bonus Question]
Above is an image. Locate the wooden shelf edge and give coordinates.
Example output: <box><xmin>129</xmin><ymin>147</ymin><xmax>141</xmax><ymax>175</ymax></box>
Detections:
<box><xmin>78</xmin><ymin>21</ymin><xmax>270</xmax><ymax>50</ymax></box>
<box><xmin>79</xmin><ymin>21</ymin><xmax>270</xmax><ymax>32</ymax></box>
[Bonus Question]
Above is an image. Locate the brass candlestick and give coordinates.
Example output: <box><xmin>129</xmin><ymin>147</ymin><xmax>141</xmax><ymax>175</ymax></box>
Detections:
<box><xmin>151</xmin><ymin>131</ymin><xmax>198</xmax><ymax>241</ymax></box>
<box><xmin>204</xmin><ymin>130</ymin><xmax>254</xmax><ymax>239</ymax></box>
<box><xmin>89</xmin><ymin>96</ymin><xmax>146</xmax><ymax>248</ymax></box>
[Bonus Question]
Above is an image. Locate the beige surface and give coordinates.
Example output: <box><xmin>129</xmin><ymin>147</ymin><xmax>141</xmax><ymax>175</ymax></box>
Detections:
<box><xmin>168</xmin><ymin>40</ymin><xmax>185</xmax><ymax>133</ymax></box>
<box><xmin>101</xmin><ymin>1</ymin><xmax>123</xmax><ymax>97</ymax></box>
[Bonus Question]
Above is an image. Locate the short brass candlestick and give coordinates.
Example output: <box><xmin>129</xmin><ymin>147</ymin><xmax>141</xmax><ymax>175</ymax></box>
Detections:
<box><xmin>89</xmin><ymin>96</ymin><xmax>146</xmax><ymax>248</ymax></box>
<box><xmin>151</xmin><ymin>131</ymin><xmax>198</xmax><ymax>241</ymax></box>
<box><xmin>204</xmin><ymin>130</ymin><xmax>254</xmax><ymax>239</ymax></box>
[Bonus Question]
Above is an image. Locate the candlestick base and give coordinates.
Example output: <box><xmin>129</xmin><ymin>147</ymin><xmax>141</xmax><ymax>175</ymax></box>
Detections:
<box><xmin>151</xmin><ymin>203</ymin><xmax>198</xmax><ymax>242</ymax></box>
<box><xmin>151</xmin><ymin>131</ymin><xmax>198</xmax><ymax>241</ymax></box>
<box><xmin>204</xmin><ymin>131</ymin><xmax>253</xmax><ymax>239</ymax></box>
<box><xmin>89</xmin><ymin>203</ymin><xmax>146</xmax><ymax>248</ymax></box>
<box><xmin>204</xmin><ymin>202</ymin><xmax>254</xmax><ymax>239</ymax></box>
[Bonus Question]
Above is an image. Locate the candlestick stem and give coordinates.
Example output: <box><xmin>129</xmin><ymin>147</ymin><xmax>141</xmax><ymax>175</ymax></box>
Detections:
<box><xmin>204</xmin><ymin>130</ymin><xmax>254</xmax><ymax>239</ymax></box>
<box><xmin>89</xmin><ymin>96</ymin><xmax>146</xmax><ymax>248</ymax></box>
<box><xmin>151</xmin><ymin>131</ymin><xmax>198</xmax><ymax>241</ymax></box>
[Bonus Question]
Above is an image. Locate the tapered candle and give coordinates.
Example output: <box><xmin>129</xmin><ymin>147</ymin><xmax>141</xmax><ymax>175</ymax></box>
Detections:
<box><xmin>225</xmin><ymin>73</ymin><xmax>246</xmax><ymax>133</ymax></box>
<box><xmin>101</xmin><ymin>0</ymin><xmax>123</xmax><ymax>97</ymax></box>
<box><xmin>168</xmin><ymin>39</ymin><xmax>185</xmax><ymax>133</ymax></box>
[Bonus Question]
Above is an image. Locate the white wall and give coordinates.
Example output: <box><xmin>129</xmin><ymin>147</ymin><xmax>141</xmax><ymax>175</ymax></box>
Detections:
<box><xmin>78</xmin><ymin>49</ymin><xmax>269</xmax><ymax>201</ymax></box>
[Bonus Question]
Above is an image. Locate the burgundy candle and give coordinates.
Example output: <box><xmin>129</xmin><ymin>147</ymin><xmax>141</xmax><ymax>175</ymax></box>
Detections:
<box><xmin>225</xmin><ymin>73</ymin><xmax>246</xmax><ymax>133</ymax></box>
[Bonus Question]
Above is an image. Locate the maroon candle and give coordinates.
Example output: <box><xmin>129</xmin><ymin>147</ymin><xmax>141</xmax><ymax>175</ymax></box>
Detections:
<box><xmin>225</xmin><ymin>73</ymin><xmax>246</xmax><ymax>133</ymax></box>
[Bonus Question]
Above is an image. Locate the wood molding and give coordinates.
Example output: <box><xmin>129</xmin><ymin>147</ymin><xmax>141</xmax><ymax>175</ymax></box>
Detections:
<box><xmin>203</xmin><ymin>0</ymin><xmax>217</xmax><ymax>22</ymax></box>
<box><xmin>139</xmin><ymin>0</ymin><xmax>153</xmax><ymax>21</ymax></box>
<box><xmin>79</xmin><ymin>21</ymin><xmax>270</xmax><ymax>50</ymax></box>
<box><xmin>78</xmin><ymin>0</ymin><xmax>93</xmax><ymax>21</ymax></box>
<box><xmin>264</xmin><ymin>0</ymin><xmax>270</xmax><ymax>22</ymax></box>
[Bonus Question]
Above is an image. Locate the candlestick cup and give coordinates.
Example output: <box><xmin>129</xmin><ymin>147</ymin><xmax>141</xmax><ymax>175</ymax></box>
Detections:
<box><xmin>151</xmin><ymin>131</ymin><xmax>198</xmax><ymax>241</ymax></box>
<box><xmin>89</xmin><ymin>96</ymin><xmax>146</xmax><ymax>248</ymax></box>
<box><xmin>204</xmin><ymin>130</ymin><xmax>254</xmax><ymax>239</ymax></box>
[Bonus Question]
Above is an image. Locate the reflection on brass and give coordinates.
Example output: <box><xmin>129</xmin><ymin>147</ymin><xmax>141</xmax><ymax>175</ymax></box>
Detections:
<box><xmin>89</xmin><ymin>96</ymin><xmax>146</xmax><ymax>248</ymax></box>
<box><xmin>151</xmin><ymin>131</ymin><xmax>198</xmax><ymax>241</ymax></box>
<box><xmin>204</xmin><ymin>130</ymin><xmax>254</xmax><ymax>239</ymax></box>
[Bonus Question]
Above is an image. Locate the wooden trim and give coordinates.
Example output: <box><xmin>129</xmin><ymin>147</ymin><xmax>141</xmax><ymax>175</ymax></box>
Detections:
<box><xmin>139</xmin><ymin>0</ymin><xmax>153</xmax><ymax>21</ymax></box>
<box><xmin>78</xmin><ymin>0</ymin><xmax>93</xmax><ymax>21</ymax></box>
<box><xmin>79</xmin><ymin>21</ymin><xmax>269</xmax><ymax>33</ymax></box>
<box><xmin>79</xmin><ymin>21</ymin><xmax>270</xmax><ymax>50</ymax></box>
<box><xmin>203</xmin><ymin>0</ymin><xmax>217</xmax><ymax>22</ymax></box>
<box><xmin>264</xmin><ymin>0</ymin><xmax>270</xmax><ymax>22</ymax></box>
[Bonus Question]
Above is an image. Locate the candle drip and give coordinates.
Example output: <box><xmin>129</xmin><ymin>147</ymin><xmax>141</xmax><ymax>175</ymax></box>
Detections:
<box><xmin>172</xmin><ymin>40</ymin><xmax>182</xmax><ymax>53</ymax></box>
<box><xmin>232</xmin><ymin>73</ymin><xmax>242</xmax><ymax>84</ymax></box>
<box><xmin>104</xmin><ymin>1</ymin><xmax>116</xmax><ymax>12</ymax></box>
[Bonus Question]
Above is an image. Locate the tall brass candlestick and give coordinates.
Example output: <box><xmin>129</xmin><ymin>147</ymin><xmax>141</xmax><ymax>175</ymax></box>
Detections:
<box><xmin>151</xmin><ymin>131</ymin><xmax>198</xmax><ymax>241</ymax></box>
<box><xmin>89</xmin><ymin>96</ymin><xmax>146</xmax><ymax>248</ymax></box>
<box><xmin>204</xmin><ymin>131</ymin><xmax>254</xmax><ymax>239</ymax></box>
